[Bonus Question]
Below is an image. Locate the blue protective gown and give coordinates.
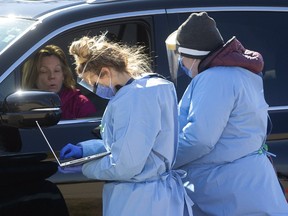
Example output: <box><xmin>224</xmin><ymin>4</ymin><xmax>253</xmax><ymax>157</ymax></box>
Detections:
<box><xmin>79</xmin><ymin>76</ymin><xmax>193</xmax><ymax>216</ymax></box>
<box><xmin>175</xmin><ymin>66</ymin><xmax>288</xmax><ymax>215</ymax></box>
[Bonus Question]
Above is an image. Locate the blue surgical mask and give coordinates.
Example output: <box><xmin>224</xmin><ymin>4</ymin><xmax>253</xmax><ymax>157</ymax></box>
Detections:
<box><xmin>94</xmin><ymin>73</ymin><xmax>116</xmax><ymax>100</ymax></box>
<box><xmin>178</xmin><ymin>57</ymin><xmax>195</xmax><ymax>78</ymax></box>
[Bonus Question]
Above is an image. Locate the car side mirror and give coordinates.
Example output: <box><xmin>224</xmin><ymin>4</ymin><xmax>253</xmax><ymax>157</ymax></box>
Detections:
<box><xmin>0</xmin><ymin>90</ymin><xmax>61</xmax><ymax>128</ymax></box>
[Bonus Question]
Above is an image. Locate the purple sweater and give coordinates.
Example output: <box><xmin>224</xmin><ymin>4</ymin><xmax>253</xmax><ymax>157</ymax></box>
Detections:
<box><xmin>58</xmin><ymin>88</ymin><xmax>97</xmax><ymax>120</ymax></box>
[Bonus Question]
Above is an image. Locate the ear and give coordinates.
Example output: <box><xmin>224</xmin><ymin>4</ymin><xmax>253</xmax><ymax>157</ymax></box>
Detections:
<box><xmin>100</xmin><ymin>67</ymin><xmax>111</xmax><ymax>78</ymax></box>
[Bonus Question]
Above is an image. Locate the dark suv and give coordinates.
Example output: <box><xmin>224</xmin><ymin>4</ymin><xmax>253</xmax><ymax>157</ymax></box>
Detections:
<box><xmin>1</xmin><ymin>0</ymin><xmax>288</xmax><ymax>214</ymax></box>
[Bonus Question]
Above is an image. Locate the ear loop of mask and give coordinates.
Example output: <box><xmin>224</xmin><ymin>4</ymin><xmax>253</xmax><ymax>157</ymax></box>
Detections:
<box><xmin>184</xmin><ymin>57</ymin><xmax>195</xmax><ymax>72</ymax></box>
<box><xmin>93</xmin><ymin>70</ymin><xmax>102</xmax><ymax>93</ymax></box>
<box><xmin>95</xmin><ymin>70</ymin><xmax>115</xmax><ymax>92</ymax></box>
<box><xmin>94</xmin><ymin>70</ymin><xmax>116</xmax><ymax>99</ymax></box>
<box><xmin>180</xmin><ymin>56</ymin><xmax>195</xmax><ymax>78</ymax></box>
<box><xmin>96</xmin><ymin>70</ymin><xmax>116</xmax><ymax>94</ymax></box>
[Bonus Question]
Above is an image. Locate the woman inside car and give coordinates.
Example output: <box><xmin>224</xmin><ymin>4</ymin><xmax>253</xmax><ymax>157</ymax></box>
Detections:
<box><xmin>22</xmin><ymin>44</ymin><xmax>97</xmax><ymax>119</ymax></box>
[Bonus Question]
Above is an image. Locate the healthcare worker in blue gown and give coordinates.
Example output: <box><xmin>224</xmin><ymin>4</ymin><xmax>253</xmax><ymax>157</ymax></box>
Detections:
<box><xmin>59</xmin><ymin>33</ymin><xmax>193</xmax><ymax>216</ymax></box>
<box><xmin>165</xmin><ymin>12</ymin><xmax>288</xmax><ymax>215</ymax></box>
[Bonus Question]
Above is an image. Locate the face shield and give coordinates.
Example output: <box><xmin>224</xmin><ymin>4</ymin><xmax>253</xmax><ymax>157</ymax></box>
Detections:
<box><xmin>166</xmin><ymin>31</ymin><xmax>212</xmax><ymax>85</ymax></box>
<box><xmin>77</xmin><ymin>60</ymin><xmax>97</xmax><ymax>93</ymax></box>
<box><xmin>78</xmin><ymin>78</ymin><xmax>96</xmax><ymax>93</ymax></box>
<box><xmin>165</xmin><ymin>31</ymin><xmax>180</xmax><ymax>85</ymax></box>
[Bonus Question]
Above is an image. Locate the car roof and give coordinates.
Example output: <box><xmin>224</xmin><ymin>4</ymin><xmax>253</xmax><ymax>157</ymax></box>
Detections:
<box><xmin>2</xmin><ymin>0</ymin><xmax>288</xmax><ymax>20</ymax></box>
<box><xmin>1</xmin><ymin>0</ymin><xmax>85</xmax><ymax>19</ymax></box>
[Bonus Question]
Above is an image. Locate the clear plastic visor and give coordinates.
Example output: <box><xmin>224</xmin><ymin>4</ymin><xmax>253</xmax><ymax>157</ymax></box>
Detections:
<box><xmin>165</xmin><ymin>31</ymin><xmax>180</xmax><ymax>85</ymax></box>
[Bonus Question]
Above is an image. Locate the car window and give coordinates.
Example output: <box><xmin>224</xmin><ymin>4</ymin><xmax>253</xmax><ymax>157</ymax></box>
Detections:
<box><xmin>0</xmin><ymin>17</ymin><xmax>36</xmax><ymax>54</ymax></box>
<box><xmin>175</xmin><ymin>11</ymin><xmax>288</xmax><ymax>107</ymax></box>
<box><xmin>17</xmin><ymin>18</ymin><xmax>152</xmax><ymax>117</ymax></box>
<box><xmin>50</xmin><ymin>19</ymin><xmax>152</xmax><ymax>116</ymax></box>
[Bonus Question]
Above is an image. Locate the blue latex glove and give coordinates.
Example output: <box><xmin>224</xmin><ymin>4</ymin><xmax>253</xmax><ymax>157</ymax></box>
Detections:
<box><xmin>58</xmin><ymin>165</ymin><xmax>82</xmax><ymax>174</ymax></box>
<box><xmin>60</xmin><ymin>143</ymin><xmax>83</xmax><ymax>160</ymax></box>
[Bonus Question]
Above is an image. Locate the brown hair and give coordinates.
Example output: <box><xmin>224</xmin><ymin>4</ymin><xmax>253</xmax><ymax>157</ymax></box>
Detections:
<box><xmin>69</xmin><ymin>32</ymin><xmax>152</xmax><ymax>82</ymax></box>
<box><xmin>22</xmin><ymin>44</ymin><xmax>76</xmax><ymax>90</ymax></box>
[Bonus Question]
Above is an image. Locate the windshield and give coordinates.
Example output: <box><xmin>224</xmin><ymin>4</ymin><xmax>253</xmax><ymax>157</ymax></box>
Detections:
<box><xmin>0</xmin><ymin>17</ymin><xmax>36</xmax><ymax>54</ymax></box>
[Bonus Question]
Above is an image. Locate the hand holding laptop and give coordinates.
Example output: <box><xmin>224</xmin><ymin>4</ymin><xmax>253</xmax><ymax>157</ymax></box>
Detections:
<box><xmin>58</xmin><ymin>144</ymin><xmax>83</xmax><ymax>173</ymax></box>
<box><xmin>60</xmin><ymin>143</ymin><xmax>83</xmax><ymax>160</ymax></box>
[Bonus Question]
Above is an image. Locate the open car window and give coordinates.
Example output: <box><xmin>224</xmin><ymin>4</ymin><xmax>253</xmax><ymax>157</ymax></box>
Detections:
<box><xmin>16</xmin><ymin>18</ymin><xmax>152</xmax><ymax>118</ymax></box>
<box><xmin>50</xmin><ymin>19</ymin><xmax>152</xmax><ymax>116</ymax></box>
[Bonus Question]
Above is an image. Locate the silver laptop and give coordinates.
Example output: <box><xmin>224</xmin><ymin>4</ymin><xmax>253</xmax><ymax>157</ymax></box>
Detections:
<box><xmin>35</xmin><ymin>121</ymin><xmax>111</xmax><ymax>167</ymax></box>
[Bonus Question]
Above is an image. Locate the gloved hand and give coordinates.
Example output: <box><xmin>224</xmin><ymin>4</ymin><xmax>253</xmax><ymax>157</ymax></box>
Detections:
<box><xmin>58</xmin><ymin>165</ymin><xmax>82</xmax><ymax>174</ymax></box>
<box><xmin>60</xmin><ymin>143</ymin><xmax>83</xmax><ymax>160</ymax></box>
